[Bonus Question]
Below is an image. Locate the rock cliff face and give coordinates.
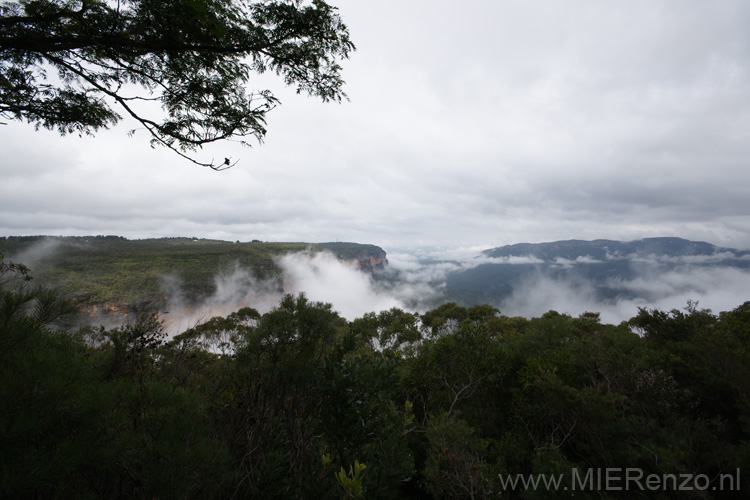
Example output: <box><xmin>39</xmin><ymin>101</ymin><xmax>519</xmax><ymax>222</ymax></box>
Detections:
<box><xmin>317</xmin><ymin>242</ymin><xmax>388</xmax><ymax>273</ymax></box>
<box><xmin>349</xmin><ymin>251</ymin><xmax>388</xmax><ymax>273</ymax></box>
<box><xmin>73</xmin><ymin>294</ymin><xmax>169</xmax><ymax>325</ymax></box>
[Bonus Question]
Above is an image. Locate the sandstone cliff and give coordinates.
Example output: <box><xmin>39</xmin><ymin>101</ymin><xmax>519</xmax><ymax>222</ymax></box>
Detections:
<box><xmin>317</xmin><ymin>242</ymin><xmax>388</xmax><ymax>273</ymax></box>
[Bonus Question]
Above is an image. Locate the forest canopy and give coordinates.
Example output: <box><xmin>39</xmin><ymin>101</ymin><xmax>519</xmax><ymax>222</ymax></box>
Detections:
<box><xmin>2</xmin><ymin>254</ymin><xmax>749</xmax><ymax>499</ymax></box>
<box><xmin>0</xmin><ymin>0</ymin><xmax>354</xmax><ymax>168</ymax></box>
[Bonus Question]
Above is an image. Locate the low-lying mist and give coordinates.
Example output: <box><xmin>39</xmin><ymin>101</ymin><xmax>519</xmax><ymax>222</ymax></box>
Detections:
<box><xmin>498</xmin><ymin>265</ymin><xmax>750</xmax><ymax>324</ymax></box>
<box><xmin>158</xmin><ymin>247</ymin><xmax>750</xmax><ymax>335</ymax></box>
<box><xmin>158</xmin><ymin>250</ymin><xmax>446</xmax><ymax>335</ymax></box>
<box><xmin>7</xmin><ymin>238</ymin><xmax>750</xmax><ymax>333</ymax></box>
<box><xmin>159</xmin><ymin>264</ymin><xmax>285</xmax><ymax>335</ymax></box>
<box><xmin>432</xmin><ymin>248</ymin><xmax>750</xmax><ymax>324</ymax></box>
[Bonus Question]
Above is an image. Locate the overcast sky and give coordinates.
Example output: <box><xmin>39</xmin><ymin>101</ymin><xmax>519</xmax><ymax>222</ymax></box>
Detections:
<box><xmin>2</xmin><ymin>0</ymin><xmax>750</xmax><ymax>252</ymax></box>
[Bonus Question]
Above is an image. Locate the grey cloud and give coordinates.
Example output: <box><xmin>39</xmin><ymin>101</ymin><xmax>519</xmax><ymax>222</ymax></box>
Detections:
<box><xmin>3</xmin><ymin>0</ymin><xmax>750</xmax><ymax>250</ymax></box>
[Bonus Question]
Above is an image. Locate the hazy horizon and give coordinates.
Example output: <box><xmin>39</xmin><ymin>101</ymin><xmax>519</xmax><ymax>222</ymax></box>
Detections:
<box><xmin>6</xmin><ymin>235</ymin><xmax>750</xmax><ymax>330</ymax></box>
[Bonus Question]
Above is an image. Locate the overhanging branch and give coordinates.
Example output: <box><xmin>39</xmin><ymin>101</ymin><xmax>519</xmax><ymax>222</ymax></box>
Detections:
<box><xmin>45</xmin><ymin>53</ymin><xmax>244</xmax><ymax>170</ymax></box>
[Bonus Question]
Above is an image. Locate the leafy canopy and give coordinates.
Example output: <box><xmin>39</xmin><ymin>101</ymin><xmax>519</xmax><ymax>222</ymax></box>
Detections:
<box><xmin>3</xmin><ymin>244</ymin><xmax>750</xmax><ymax>498</ymax></box>
<box><xmin>0</xmin><ymin>0</ymin><xmax>354</xmax><ymax>169</ymax></box>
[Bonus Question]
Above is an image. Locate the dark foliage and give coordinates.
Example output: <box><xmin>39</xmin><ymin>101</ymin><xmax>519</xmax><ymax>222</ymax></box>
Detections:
<box><xmin>2</xmin><ymin>254</ymin><xmax>748</xmax><ymax>498</ymax></box>
<box><xmin>0</xmin><ymin>0</ymin><xmax>354</xmax><ymax>168</ymax></box>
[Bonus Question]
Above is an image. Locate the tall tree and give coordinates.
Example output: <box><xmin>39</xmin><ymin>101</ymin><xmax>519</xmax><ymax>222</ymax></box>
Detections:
<box><xmin>0</xmin><ymin>0</ymin><xmax>354</xmax><ymax>169</ymax></box>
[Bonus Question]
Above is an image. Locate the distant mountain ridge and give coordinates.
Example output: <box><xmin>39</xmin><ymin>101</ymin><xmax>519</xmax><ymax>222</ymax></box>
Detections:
<box><xmin>483</xmin><ymin>237</ymin><xmax>749</xmax><ymax>261</ymax></box>
<box><xmin>445</xmin><ymin>237</ymin><xmax>750</xmax><ymax>307</ymax></box>
<box><xmin>3</xmin><ymin>235</ymin><xmax>748</xmax><ymax>321</ymax></box>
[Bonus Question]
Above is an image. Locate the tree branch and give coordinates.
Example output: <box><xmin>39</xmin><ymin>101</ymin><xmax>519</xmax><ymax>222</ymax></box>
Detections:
<box><xmin>45</xmin><ymin>53</ymin><xmax>236</xmax><ymax>170</ymax></box>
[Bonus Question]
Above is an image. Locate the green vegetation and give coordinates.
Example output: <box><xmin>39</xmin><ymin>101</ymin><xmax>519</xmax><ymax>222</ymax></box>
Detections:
<box><xmin>1</xmin><ymin>0</ymin><xmax>353</xmax><ymax>168</ymax></box>
<box><xmin>2</xmin><ymin>254</ymin><xmax>749</xmax><ymax>498</ymax></box>
<box><xmin>318</xmin><ymin>242</ymin><xmax>386</xmax><ymax>261</ymax></box>
<box><xmin>0</xmin><ymin>236</ymin><xmax>380</xmax><ymax>306</ymax></box>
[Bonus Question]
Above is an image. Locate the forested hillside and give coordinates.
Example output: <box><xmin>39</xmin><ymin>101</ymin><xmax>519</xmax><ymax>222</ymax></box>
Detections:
<box><xmin>0</xmin><ymin>236</ymin><xmax>387</xmax><ymax>315</ymax></box>
<box><xmin>446</xmin><ymin>237</ymin><xmax>750</xmax><ymax>306</ymax></box>
<box><xmin>2</xmin><ymin>254</ymin><xmax>748</xmax><ymax>498</ymax></box>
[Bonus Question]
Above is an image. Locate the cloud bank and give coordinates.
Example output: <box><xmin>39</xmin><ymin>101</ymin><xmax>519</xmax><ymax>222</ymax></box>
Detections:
<box><xmin>161</xmin><ymin>250</ymin><xmax>434</xmax><ymax>335</ymax></box>
<box><xmin>9</xmin><ymin>239</ymin><xmax>748</xmax><ymax>333</ymax></box>
<box><xmin>165</xmin><ymin>247</ymin><xmax>750</xmax><ymax>335</ymax></box>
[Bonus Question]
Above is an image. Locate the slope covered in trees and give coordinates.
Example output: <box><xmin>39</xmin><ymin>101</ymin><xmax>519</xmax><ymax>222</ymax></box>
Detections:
<box><xmin>0</xmin><ymin>235</ymin><xmax>386</xmax><ymax>311</ymax></box>
<box><xmin>2</xmin><ymin>254</ymin><xmax>748</xmax><ymax>498</ymax></box>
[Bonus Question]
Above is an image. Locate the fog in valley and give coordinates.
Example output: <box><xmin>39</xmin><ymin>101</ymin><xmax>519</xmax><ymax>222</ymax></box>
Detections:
<box><xmin>156</xmin><ymin>247</ymin><xmax>750</xmax><ymax>335</ymax></box>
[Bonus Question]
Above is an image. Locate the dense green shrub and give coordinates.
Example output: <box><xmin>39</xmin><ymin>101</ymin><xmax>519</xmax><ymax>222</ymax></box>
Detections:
<box><xmin>2</xmin><ymin>254</ymin><xmax>748</xmax><ymax>498</ymax></box>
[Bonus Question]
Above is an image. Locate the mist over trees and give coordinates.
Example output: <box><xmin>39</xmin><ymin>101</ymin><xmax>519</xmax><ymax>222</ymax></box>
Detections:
<box><xmin>2</xmin><ymin>254</ymin><xmax>749</xmax><ymax>498</ymax></box>
<box><xmin>0</xmin><ymin>0</ymin><xmax>354</xmax><ymax>168</ymax></box>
